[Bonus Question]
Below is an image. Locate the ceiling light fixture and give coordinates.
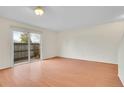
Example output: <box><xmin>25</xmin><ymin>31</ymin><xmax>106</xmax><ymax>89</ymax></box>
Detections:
<box><xmin>34</xmin><ymin>6</ymin><xmax>44</xmax><ymax>16</ymax></box>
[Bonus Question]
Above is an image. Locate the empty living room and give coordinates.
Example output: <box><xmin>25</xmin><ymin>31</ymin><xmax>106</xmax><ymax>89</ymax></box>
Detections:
<box><xmin>0</xmin><ymin>1</ymin><xmax>124</xmax><ymax>92</ymax></box>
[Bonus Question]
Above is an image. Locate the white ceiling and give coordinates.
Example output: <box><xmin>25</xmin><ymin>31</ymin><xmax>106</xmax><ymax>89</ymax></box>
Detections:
<box><xmin>0</xmin><ymin>6</ymin><xmax>124</xmax><ymax>31</ymax></box>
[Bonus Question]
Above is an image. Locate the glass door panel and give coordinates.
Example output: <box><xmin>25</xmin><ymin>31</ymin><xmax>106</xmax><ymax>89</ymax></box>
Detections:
<box><xmin>30</xmin><ymin>33</ymin><xmax>41</xmax><ymax>62</ymax></box>
<box><xmin>13</xmin><ymin>31</ymin><xmax>29</xmax><ymax>64</ymax></box>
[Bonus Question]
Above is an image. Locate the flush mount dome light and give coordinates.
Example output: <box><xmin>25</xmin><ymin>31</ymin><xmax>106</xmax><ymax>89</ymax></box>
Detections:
<box><xmin>34</xmin><ymin>6</ymin><xmax>44</xmax><ymax>16</ymax></box>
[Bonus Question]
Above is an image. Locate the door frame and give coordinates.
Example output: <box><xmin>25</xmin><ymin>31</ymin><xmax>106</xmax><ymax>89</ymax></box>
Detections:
<box><xmin>10</xmin><ymin>27</ymin><xmax>43</xmax><ymax>67</ymax></box>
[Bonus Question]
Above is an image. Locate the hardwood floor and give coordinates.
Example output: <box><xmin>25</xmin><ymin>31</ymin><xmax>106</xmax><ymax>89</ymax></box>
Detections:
<box><xmin>0</xmin><ymin>57</ymin><xmax>123</xmax><ymax>87</ymax></box>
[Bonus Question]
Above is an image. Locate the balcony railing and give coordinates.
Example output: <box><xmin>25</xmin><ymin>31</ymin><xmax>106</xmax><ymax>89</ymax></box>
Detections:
<box><xmin>14</xmin><ymin>43</ymin><xmax>40</xmax><ymax>62</ymax></box>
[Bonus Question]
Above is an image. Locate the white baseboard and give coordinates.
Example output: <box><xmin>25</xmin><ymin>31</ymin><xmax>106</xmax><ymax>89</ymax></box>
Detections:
<box><xmin>118</xmin><ymin>73</ymin><xmax>124</xmax><ymax>86</ymax></box>
<box><xmin>43</xmin><ymin>56</ymin><xmax>58</xmax><ymax>60</ymax></box>
<box><xmin>0</xmin><ymin>65</ymin><xmax>11</xmax><ymax>70</ymax></box>
<box><xmin>59</xmin><ymin>56</ymin><xmax>117</xmax><ymax>65</ymax></box>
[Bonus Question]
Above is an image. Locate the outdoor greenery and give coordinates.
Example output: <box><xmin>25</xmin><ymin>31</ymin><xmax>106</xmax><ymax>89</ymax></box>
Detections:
<box><xmin>20</xmin><ymin>34</ymin><xmax>32</xmax><ymax>43</ymax></box>
<box><xmin>20</xmin><ymin>34</ymin><xmax>28</xmax><ymax>43</ymax></box>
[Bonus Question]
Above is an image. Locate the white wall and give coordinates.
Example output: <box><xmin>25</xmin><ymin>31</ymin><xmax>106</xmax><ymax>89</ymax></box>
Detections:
<box><xmin>58</xmin><ymin>21</ymin><xmax>124</xmax><ymax>64</ymax></box>
<box><xmin>118</xmin><ymin>33</ymin><xmax>124</xmax><ymax>85</ymax></box>
<box><xmin>0</xmin><ymin>17</ymin><xmax>57</xmax><ymax>69</ymax></box>
<box><xmin>1</xmin><ymin>15</ymin><xmax>124</xmax><ymax>75</ymax></box>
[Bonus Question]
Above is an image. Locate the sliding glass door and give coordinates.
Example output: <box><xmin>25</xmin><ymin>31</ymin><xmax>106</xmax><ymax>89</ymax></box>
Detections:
<box><xmin>13</xmin><ymin>31</ymin><xmax>41</xmax><ymax>65</ymax></box>
<box><xmin>30</xmin><ymin>33</ymin><xmax>41</xmax><ymax>62</ymax></box>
